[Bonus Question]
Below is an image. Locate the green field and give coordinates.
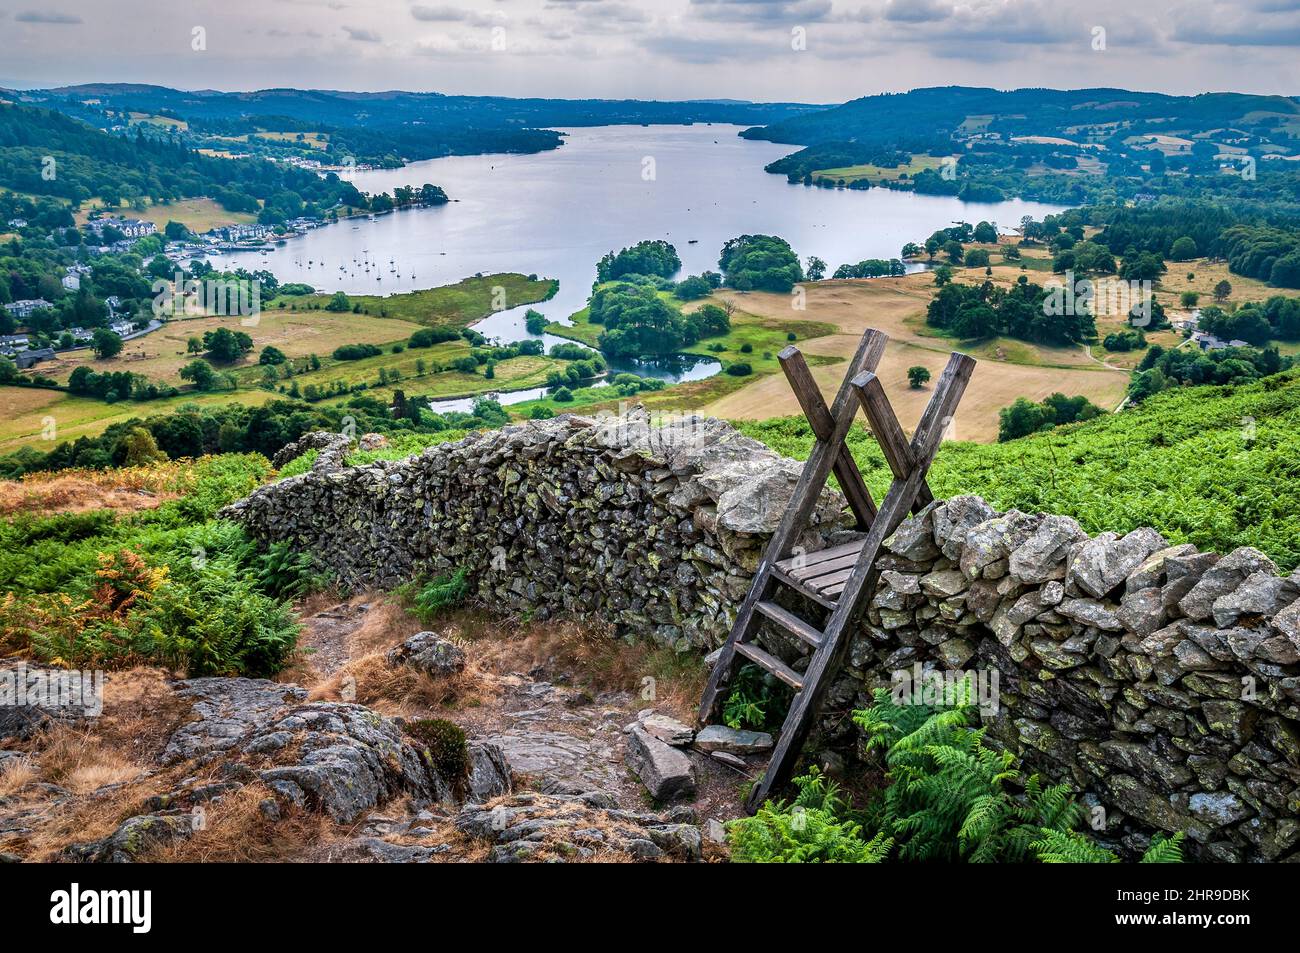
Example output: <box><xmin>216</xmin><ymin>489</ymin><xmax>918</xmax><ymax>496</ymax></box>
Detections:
<box><xmin>2</xmin><ymin>275</ymin><xmax>561</xmax><ymax>453</ymax></box>
<box><xmin>0</xmin><ymin>385</ymin><xmax>278</xmax><ymax>454</ymax></box>
<box><xmin>812</xmin><ymin>154</ymin><xmax>946</xmax><ymax>185</ymax></box>
<box><xmin>267</xmin><ymin>273</ymin><xmax>558</xmax><ymax>329</ymax></box>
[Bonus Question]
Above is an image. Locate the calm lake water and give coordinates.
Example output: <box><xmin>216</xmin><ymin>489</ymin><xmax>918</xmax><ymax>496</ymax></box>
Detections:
<box><xmin>220</xmin><ymin>124</ymin><xmax>1066</xmax><ymax>387</ymax></box>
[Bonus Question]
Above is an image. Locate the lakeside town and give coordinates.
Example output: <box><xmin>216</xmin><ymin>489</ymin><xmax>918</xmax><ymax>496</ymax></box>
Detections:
<box><xmin>0</xmin><ymin>193</ymin><xmax>432</xmax><ymax>369</ymax></box>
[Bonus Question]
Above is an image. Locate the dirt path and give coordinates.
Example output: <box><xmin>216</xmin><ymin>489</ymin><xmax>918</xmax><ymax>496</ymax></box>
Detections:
<box><xmin>295</xmin><ymin>598</ymin><xmax>750</xmax><ymax>826</ymax></box>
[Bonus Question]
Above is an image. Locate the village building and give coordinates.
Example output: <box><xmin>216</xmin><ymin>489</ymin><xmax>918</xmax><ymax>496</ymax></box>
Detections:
<box><xmin>3</xmin><ymin>299</ymin><xmax>54</xmax><ymax>319</ymax></box>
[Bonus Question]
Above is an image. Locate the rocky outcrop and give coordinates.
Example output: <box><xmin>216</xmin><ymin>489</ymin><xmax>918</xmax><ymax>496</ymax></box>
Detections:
<box><xmin>241</xmin><ymin>702</ymin><xmax>461</xmax><ymax>822</ymax></box>
<box><xmin>66</xmin><ymin>677</ymin><xmax>511</xmax><ymax>861</ymax></box>
<box><xmin>66</xmin><ymin>814</ymin><xmax>195</xmax><ymax>864</ymax></box>
<box><xmin>454</xmin><ymin>791</ymin><xmax>703</xmax><ymax>862</ymax></box>
<box><xmin>163</xmin><ymin>678</ymin><xmax>308</xmax><ymax>764</ymax></box>
<box><xmin>225</xmin><ymin>410</ymin><xmax>847</xmax><ymax>650</ymax></box>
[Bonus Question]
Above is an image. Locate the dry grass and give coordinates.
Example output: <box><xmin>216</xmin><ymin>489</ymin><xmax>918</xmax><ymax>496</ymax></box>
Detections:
<box><xmin>456</xmin><ymin>614</ymin><xmax>707</xmax><ymax>720</ymax></box>
<box><xmin>142</xmin><ymin>783</ymin><xmax>336</xmax><ymax>863</ymax></box>
<box><xmin>701</xmin><ymin>274</ymin><xmax>1129</xmax><ymax>438</ymax></box>
<box><xmin>95</xmin><ymin>667</ymin><xmax>191</xmax><ymax>762</ymax></box>
<box><xmin>0</xmin><ymin>756</ymin><xmax>37</xmax><ymax>796</ymax></box>
<box><xmin>0</xmin><ymin>464</ymin><xmax>192</xmax><ymax>517</ymax></box>
<box><xmin>306</xmin><ymin>597</ymin><xmax>487</xmax><ymax>714</ymax></box>
<box><xmin>1152</xmin><ymin>257</ymin><xmax>1279</xmax><ymax>309</ymax></box>
<box><xmin>34</xmin><ymin>725</ymin><xmax>143</xmax><ymax>794</ymax></box>
<box><xmin>39</xmin><ymin>309</ymin><xmax>422</xmax><ymax>388</ymax></box>
<box><xmin>300</xmin><ymin>596</ymin><xmax>706</xmax><ymax>721</ymax></box>
<box><xmin>0</xmin><ymin>667</ymin><xmax>199</xmax><ymax>860</ymax></box>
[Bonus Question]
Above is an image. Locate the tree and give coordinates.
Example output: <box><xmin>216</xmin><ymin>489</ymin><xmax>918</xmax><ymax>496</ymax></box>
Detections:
<box><xmin>202</xmin><ymin>327</ymin><xmax>253</xmax><ymax>363</ymax></box>
<box><xmin>907</xmin><ymin>366</ymin><xmax>931</xmax><ymax>389</ymax></box>
<box><xmin>186</xmin><ymin>336</ymin><xmax>203</xmax><ymax>354</ymax></box>
<box><xmin>1169</xmin><ymin>236</ymin><xmax>1198</xmax><ymax>261</ymax></box>
<box><xmin>180</xmin><ymin>359</ymin><xmax>217</xmax><ymax>390</ymax></box>
<box><xmin>147</xmin><ymin>254</ymin><xmax>173</xmax><ymax>280</ymax></box>
<box><xmin>964</xmin><ymin>248</ymin><xmax>990</xmax><ymax>268</ymax></box>
<box><xmin>806</xmin><ymin>256</ymin><xmax>827</xmax><ymax>281</ymax></box>
<box><xmin>719</xmin><ymin>235</ymin><xmax>803</xmax><ymax>292</ymax></box>
<box><xmin>973</xmin><ymin>221</ymin><xmax>998</xmax><ymax>244</ymax></box>
<box><xmin>120</xmin><ymin>427</ymin><xmax>166</xmax><ymax>466</ymax></box>
<box><xmin>1119</xmin><ymin>251</ymin><xmax>1166</xmax><ymax>283</ymax></box>
<box><xmin>1180</xmin><ymin>291</ymin><xmax>1200</xmax><ymax>308</ymax></box>
<box><xmin>596</xmin><ymin>240</ymin><xmax>681</xmax><ymax>282</ymax></box>
<box><xmin>998</xmin><ymin>397</ymin><xmax>1055</xmax><ymax>442</ymax></box>
<box><xmin>1270</xmin><ymin>252</ymin><xmax>1300</xmax><ymax>289</ymax></box>
<box><xmin>1214</xmin><ymin>280</ymin><xmax>1233</xmax><ymax>303</ymax></box>
<box><xmin>326</xmin><ymin>291</ymin><xmax>352</xmax><ymax>312</ymax></box>
<box><xmin>91</xmin><ymin>328</ymin><xmax>123</xmax><ymax>359</ymax></box>
<box><xmin>259</xmin><ymin>345</ymin><xmax>287</xmax><ymax>365</ymax></box>
<box><xmin>673</xmin><ymin>275</ymin><xmax>713</xmax><ymax>300</ymax></box>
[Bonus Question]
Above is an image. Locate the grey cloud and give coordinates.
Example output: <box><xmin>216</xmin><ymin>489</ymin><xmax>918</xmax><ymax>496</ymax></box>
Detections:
<box><xmin>547</xmin><ymin>0</ymin><xmax>650</xmax><ymax>20</ymax></box>
<box><xmin>883</xmin><ymin>0</ymin><xmax>952</xmax><ymax>24</ymax></box>
<box><xmin>15</xmin><ymin>10</ymin><xmax>83</xmax><ymax>24</ymax></box>
<box><xmin>343</xmin><ymin>26</ymin><xmax>383</xmax><ymax>42</ymax></box>
<box><xmin>689</xmin><ymin>0</ymin><xmax>834</xmax><ymax>23</ymax></box>
<box><xmin>1170</xmin><ymin>1</ymin><xmax>1300</xmax><ymax>45</ymax></box>
<box><xmin>412</xmin><ymin>4</ymin><xmax>471</xmax><ymax>20</ymax></box>
<box><xmin>641</xmin><ymin>28</ymin><xmax>786</xmax><ymax>63</ymax></box>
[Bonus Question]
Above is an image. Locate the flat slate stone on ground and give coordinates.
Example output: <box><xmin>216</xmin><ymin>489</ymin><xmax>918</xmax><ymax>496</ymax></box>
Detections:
<box><xmin>693</xmin><ymin>724</ymin><xmax>774</xmax><ymax>755</ymax></box>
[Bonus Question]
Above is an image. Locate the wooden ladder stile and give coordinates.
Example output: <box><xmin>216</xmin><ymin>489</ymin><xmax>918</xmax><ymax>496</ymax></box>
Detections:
<box><xmin>696</xmin><ymin>326</ymin><xmax>976</xmax><ymax>814</ymax></box>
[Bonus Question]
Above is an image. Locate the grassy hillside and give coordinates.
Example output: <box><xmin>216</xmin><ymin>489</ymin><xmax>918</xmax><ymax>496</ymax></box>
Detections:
<box><xmin>739</xmin><ymin>371</ymin><xmax>1300</xmax><ymax>570</ymax></box>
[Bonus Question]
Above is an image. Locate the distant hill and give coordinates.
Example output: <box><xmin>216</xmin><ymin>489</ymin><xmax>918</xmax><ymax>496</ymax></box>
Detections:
<box><xmin>0</xmin><ymin>101</ymin><xmax>364</xmax><ymax>218</ymax></box>
<box><xmin>8</xmin><ymin>84</ymin><xmax>826</xmax><ymax>167</ymax></box>
<box><xmin>743</xmin><ymin>85</ymin><xmax>1300</xmax><ymax>150</ymax></box>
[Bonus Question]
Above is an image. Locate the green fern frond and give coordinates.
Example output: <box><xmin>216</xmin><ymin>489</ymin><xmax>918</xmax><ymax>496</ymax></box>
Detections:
<box><xmin>1140</xmin><ymin>832</ymin><xmax>1185</xmax><ymax>863</ymax></box>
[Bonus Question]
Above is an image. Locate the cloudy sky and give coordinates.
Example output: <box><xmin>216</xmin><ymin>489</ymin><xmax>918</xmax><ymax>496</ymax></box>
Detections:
<box><xmin>1</xmin><ymin>0</ymin><xmax>1298</xmax><ymax>102</ymax></box>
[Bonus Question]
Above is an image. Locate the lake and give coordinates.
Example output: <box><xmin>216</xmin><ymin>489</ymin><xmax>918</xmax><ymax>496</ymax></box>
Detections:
<box><xmin>219</xmin><ymin>124</ymin><xmax>1067</xmax><ymax>385</ymax></box>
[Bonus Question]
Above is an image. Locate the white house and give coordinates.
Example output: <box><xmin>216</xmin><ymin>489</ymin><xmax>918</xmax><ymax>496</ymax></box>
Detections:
<box><xmin>3</xmin><ymin>299</ymin><xmax>54</xmax><ymax>319</ymax></box>
<box><xmin>89</xmin><ymin>217</ymin><xmax>157</xmax><ymax>239</ymax></box>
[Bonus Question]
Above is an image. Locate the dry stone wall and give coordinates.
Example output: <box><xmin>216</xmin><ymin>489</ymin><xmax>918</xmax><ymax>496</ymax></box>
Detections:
<box><xmin>826</xmin><ymin>496</ymin><xmax>1300</xmax><ymax>863</ymax></box>
<box><xmin>226</xmin><ymin>412</ymin><xmax>1300</xmax><ymax>862</ymax></box>
<box><xmin>224</xmin><ymin>411</ymin><xmax>847</xmax><ymax>650</ymax></box>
